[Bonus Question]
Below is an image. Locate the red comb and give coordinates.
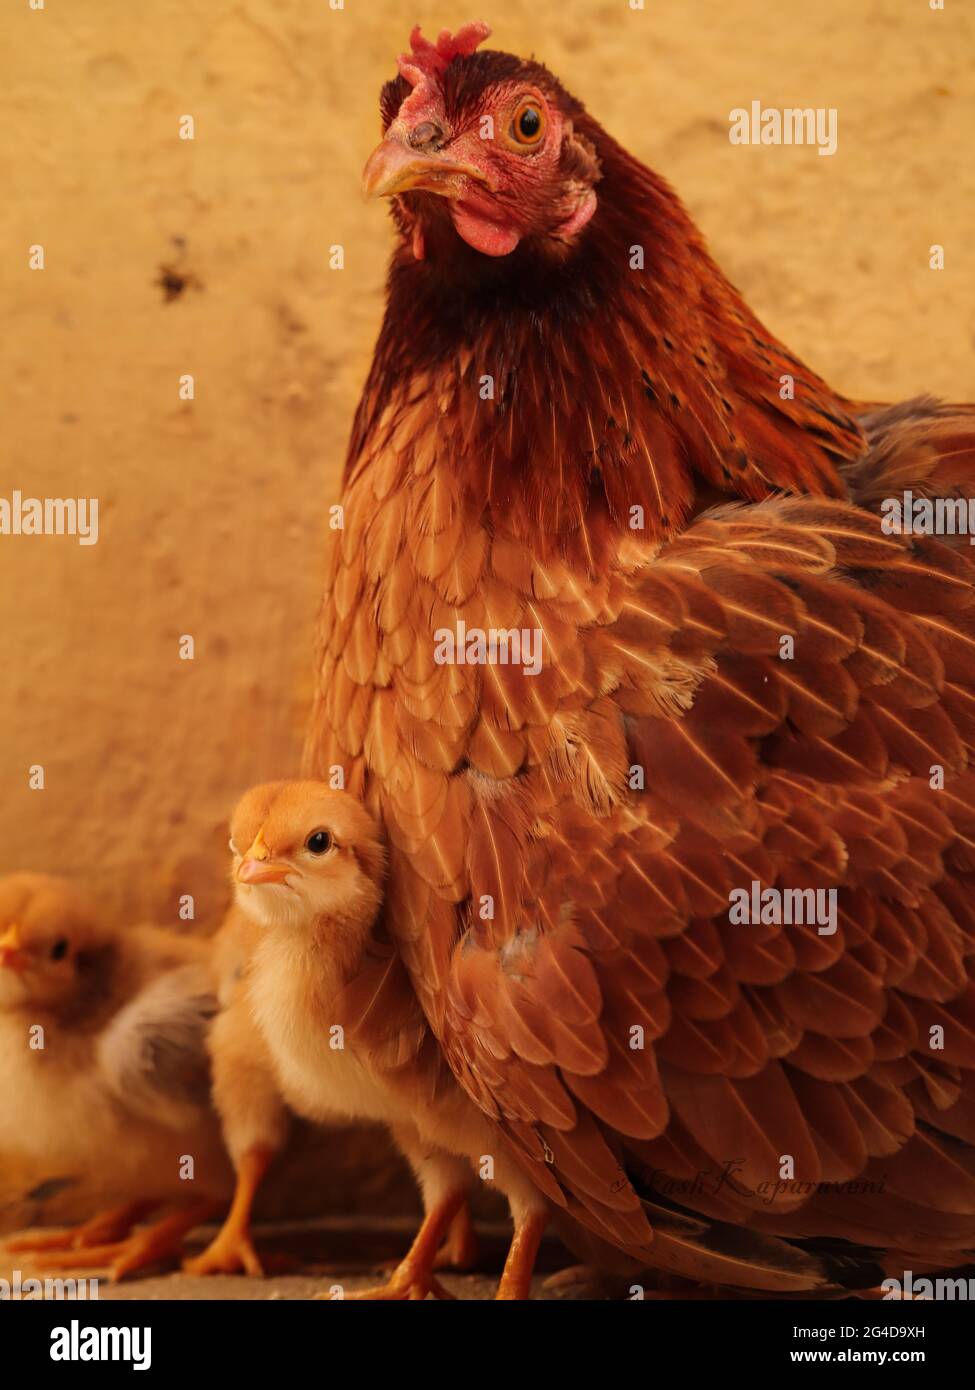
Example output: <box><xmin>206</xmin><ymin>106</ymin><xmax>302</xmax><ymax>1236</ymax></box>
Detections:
<box><xmin>396</xmin><ymin>21</ymin><xmax>492</xmax><ymax>124</ymax></box>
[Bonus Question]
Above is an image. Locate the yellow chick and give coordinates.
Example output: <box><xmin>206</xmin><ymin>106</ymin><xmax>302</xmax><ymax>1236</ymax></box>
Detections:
<box><xmin>0</xmin><ymin>873</ymin><xmax>230</xmax><ymax>1279</ymax></box>
<box><xmin>187</xmin><ymin>781</ymin><xmax>548</xmax><ymax>1298</ymax></box>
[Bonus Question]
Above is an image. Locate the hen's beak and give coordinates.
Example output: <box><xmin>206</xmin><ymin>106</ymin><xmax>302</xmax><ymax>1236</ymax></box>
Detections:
<box><xmin>0</xmin><ymin>923</ymin><xmax>27</xmax><ymax>973</ymax></box>
<box><xmin>237</xmin><ymin>829</ymin><xmax>292</xmax><ymax>886</ymax></box>
<box><xmin>362</xmin><ymin>133</ymin><xmax>488</xmax><ymax>200</ymax></box>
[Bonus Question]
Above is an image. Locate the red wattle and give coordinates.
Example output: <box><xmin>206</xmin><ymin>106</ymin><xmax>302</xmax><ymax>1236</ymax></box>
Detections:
<box><xmin>450</xmin><ymin>201</ymin><xmax>521</xmax><ymax>257</ymax></box>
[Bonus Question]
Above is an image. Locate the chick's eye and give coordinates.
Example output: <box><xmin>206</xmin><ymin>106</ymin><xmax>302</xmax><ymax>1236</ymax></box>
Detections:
<box><xmin>50</xmin><ymin>939</ymin><xmax>69</xmax><ymax>962</ymax></box>
<box><xmin>305</xmin><ymin>830</ymin><xmax>332</xmax><ymax>855</ymax></box>
<box><xmin>512</xmin><ymin>100</ymin><xmax>544</xmax><ymax>146</ymax></box>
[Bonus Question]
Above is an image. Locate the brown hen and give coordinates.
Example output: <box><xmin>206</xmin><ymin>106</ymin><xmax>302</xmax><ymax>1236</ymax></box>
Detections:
<box><xmin>305</xmin><ymin>21</ymin><xmax>975</xmax><ymax>1294</ymax></box>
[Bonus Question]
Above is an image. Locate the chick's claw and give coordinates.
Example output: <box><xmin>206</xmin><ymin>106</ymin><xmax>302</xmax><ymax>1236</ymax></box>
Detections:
<box><xmin>31</xmin><ymin>1232</ymin><xmax>174</xmax><ymax>1282</ymax></box>
<box><xmin>183</xmin><ymin>1229</ymin><xmax>265</xmax><ymax>1278</ymax></box>
<box><xmin>27</xmin><ymin>1200</ymin><xmax>217</xmax><ymax>1281</ymax></box>
<box><xmin>323</xmin><ymin>1261</ymin><xmax>457</xmax><ymax>1302</ymax></box>
<box><xmin>5</xmin><ymin>1200</ymin><xmax>156</xmax><ymax>1255</ymax></box>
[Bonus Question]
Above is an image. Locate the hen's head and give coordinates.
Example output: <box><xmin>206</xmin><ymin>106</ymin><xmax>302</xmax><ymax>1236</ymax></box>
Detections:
<box><xmin>0</xmin><ymin>873</ymin><xmax>110</xmax><ymax>1014</ymax></box>
<box><xmin>364</xmin><ymin>22</ymin><xmax>601</xmax><ymax>260</ymax></box>
<box><xmin>230</xmin><ymin>781</ymin><xmax>386</xmax><ymax>939</ymax></box>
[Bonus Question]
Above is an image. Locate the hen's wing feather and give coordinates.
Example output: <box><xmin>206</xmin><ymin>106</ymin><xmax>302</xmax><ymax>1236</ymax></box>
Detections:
<box><xmin>306</xmin><ymin>399</ymin><xmax>975</xmax><ymax>1284</ymax></box>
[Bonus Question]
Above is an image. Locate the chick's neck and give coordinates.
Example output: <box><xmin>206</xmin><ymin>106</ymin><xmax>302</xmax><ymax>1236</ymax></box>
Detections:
<box><xmin>250</xmin><ymin>894</ymin><xmax>378</xmax><ymax>1008</ymax></box>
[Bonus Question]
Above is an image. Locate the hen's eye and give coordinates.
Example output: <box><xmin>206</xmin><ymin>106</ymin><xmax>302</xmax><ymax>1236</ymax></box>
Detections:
<box><xmin>512</xmin><ymin>101</ymin><xmax>544</xmax><ymax>146</ymax></box>
<box><xmin>50</xmin><ymin>939</ymin><xmax>69</xmax><ymax>962</ymax></box>
<box><xmin>305</xmin><ymin>830</ymin><xmax>332</xmax><ymax>855</ymax></box>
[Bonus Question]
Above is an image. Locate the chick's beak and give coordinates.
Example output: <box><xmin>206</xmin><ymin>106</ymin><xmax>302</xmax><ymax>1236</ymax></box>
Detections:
<box><xmin>237</xmin><ymin>859</ymin><xmax>292</xmax><ymax>886</ymax></box>
<box><xmin>236</xmin><ymin>829</ymin><xmax>292</xmax><ymax>886</ymax></box>
<box><xmin>362</xmin><ymin>132</ymin><xmax>489</xmax><ymax>200</ymax></box>
<box><xmin>0</xmin><ymin>923</ymin><xmax>27</xmax><ymax>973</ymax></box>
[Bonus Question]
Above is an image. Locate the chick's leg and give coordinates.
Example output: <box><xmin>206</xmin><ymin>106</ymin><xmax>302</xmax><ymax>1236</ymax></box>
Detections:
<box><xmin>494</xmin><ymin>1162</ymin><xmax>549</xmax><ymax>1300</ymax></box>
<box><xmin>183</xmin><ymin>1147</ymin><xmax>273</xmax><ymax>1276</ymax></box>
<box><xmin>496</xmin><ymin>1209</ymin><xmax>548</xmax><ymax>1300</ymax></box>
<box><xmin>183</xmin><ymin>989</ymin><xmax>290</xmax><ymax>1277</ymax></box>
<box><xmin>432</xmin><ymin>1200</ymin><xmax>479</xmax><ymax>1271</ymax></box>
<box><xmin>330</xmin><ymin>1125</ymin><xmax>471</xmax><ymax>1301</ymax></box>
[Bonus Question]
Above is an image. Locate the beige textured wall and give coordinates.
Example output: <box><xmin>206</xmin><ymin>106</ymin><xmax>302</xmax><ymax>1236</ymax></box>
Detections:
<box><xmin>1</xmin><ymin>0</ymin><xmax>972</xmax><ymax>933</ymax></box>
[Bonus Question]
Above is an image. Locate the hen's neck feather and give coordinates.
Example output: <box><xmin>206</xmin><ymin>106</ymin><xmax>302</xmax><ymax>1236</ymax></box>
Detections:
<box><xmin>349</xmin><ymin>118</ymin><xmax>864</xmax><ymax>566</ymax></box>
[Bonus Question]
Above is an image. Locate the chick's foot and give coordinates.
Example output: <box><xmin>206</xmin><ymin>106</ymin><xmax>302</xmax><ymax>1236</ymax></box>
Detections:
<box><xmin>324</xmin><ymin>1192</ymin><xmax>468</xmax><ymax>1300</ymax></box>
<box><xmin>182</xmin><ymin>1146</ymin><xmax>274</xmax><ymax>1277</ymax></box>
<box><xmin>6</xmin><ymin>1200</ymin><xmax>156</xmax><ymax>1255</ymax></box>
<box><xmin>183</xmin><ymin>1227</ymin><xmax>264</xmax><ymax>1277</ymax></box>
<box><xmin>28</xmin><ymin>1199</ymin><xmax>218</xmax><ymax>1281</ymax></box>
<box><xmin>322</xmin><ymin>1259</ymin><xmax>456</xmax><ymax>1302</ymax></box>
